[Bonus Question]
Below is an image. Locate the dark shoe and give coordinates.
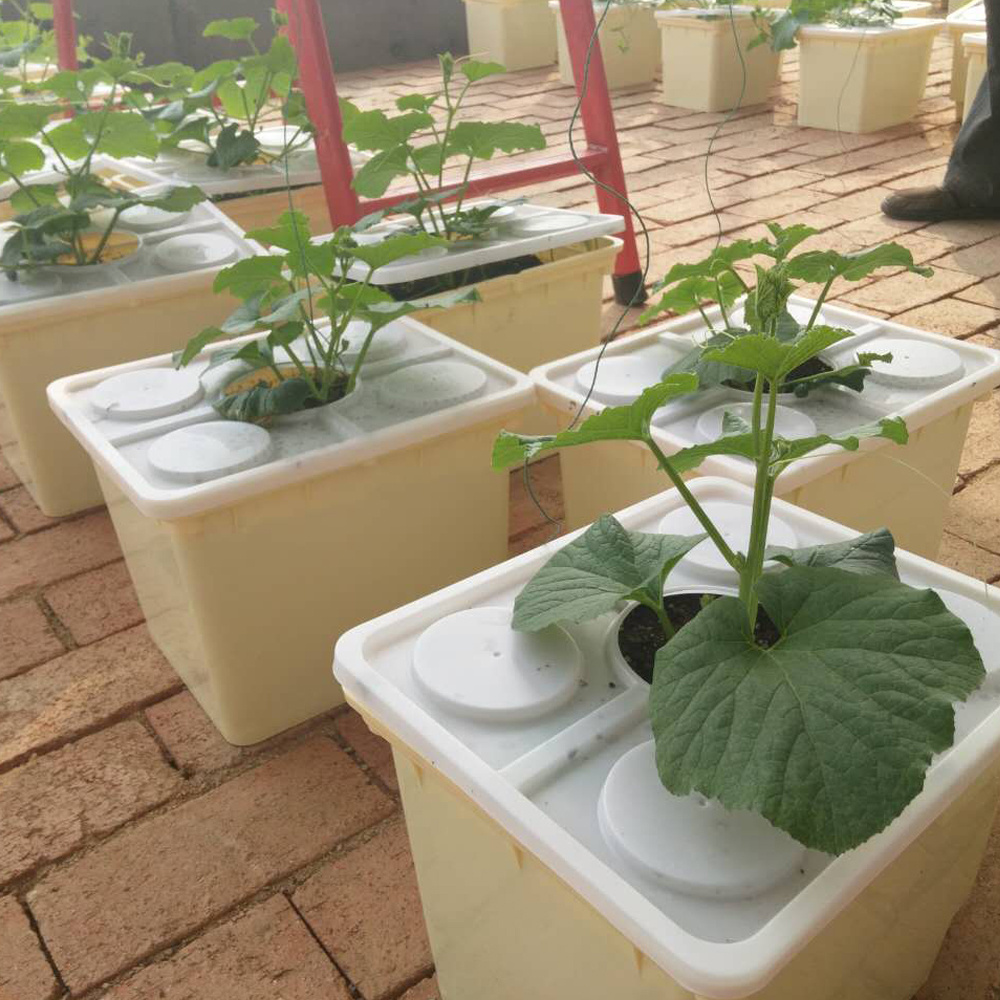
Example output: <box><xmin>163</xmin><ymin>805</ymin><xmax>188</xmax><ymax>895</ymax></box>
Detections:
<box><xmin>881</xmin><ymin>186</ymin><xmax>1000</xmax><ymax>222</ymax></box>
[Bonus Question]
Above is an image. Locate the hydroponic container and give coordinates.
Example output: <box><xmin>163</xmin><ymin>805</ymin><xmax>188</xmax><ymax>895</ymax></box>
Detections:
<box><xmin>796</xmin><ymin>18</ymin><xmax>943</xmax><ymax>133</ymax></box>
<box><xmin>48</xmin><ymin>318</ymin><xmax>535</xmax><ymax>745</ymax></box>
<box><xmin>0</xmin><ymin>157</ymin><xmax>262</xmax><ymax>516</ymax></box>
<box><xmin>339</xmin><ymin>203</ymin><xmax>623</xmax><ymax>374</ymax></box>
<box><xmin>334</xmin><ymin>476</ymin><xmax>1000</xmax><ymax>1000</ymax></box>
<box><xmin>656</xmin><ymin>8</ymin><xmax>782</xmax><ymax>112</ymax></box>
<box><xmin>947</xmin><ymin>0</ymin><xmax>987</xmax><ymax>116</ymax></box>
<box><xmin>527</xmin><ymin>295</ymin><xmax>1000</xmax><ymax>558</ymax></box>
<box><xmin>125</xmin><ymin>133</ymin><xmax>368</xmax><ymax>234</ymax></box>
<box><xmin>962</xmin><ymin>32</ymin><xmax>988</xmax><ymax>121</ymax></box>
<box><xmin>551</xmin><ymin>1</ymin><xmax>660</xmax><ymax>90</ymax></box>
<box><xmin>463</xmin><ymin>0</ymin><xmax>558</xmax><ymax>70</ymax></box>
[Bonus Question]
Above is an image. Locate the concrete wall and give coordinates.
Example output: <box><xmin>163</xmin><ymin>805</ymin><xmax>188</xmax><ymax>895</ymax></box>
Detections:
<box><xmin>65</xmin><ymin>0</ymin><xmax>468</xmax><ymax>71</ymax></box>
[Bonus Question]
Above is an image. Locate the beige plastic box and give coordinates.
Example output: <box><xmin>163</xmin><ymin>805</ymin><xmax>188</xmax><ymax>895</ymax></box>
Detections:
<box><xmin>797</xmin><ymin>18</ymin><xmax>943</xmax><ymax>132</ymax></box>
<box><xmin>49</xmin><ymin>319</ymin><xmax>535</xmax><ymax>745</ymax></box>
<box><xmin>463</xmin><ymin>0</ymin><xmax>558</xmax><ymax>70</ymax></box>
<box><xmin>962</xmin><ymin>31</ymin><xmax>988</xmax><ymax>121</ymax></box>
<box><xmin>947</xmin><ymin>0</ymin><xmax>987</xmax><ymax>115</ymax></box>
<box><xmin>0</xmin><ymin>160</ymin><xmax>260</xmax><ymax>516</ymax></box>
<box><xmin>335</xmin><ymin>477</ymin><xmax>1000</xmax><ymax>1000</ymax></box>
<box><xmin>525</xmin><ymin>295</ymin><xmax>1000</xmax><ymax>559</ymax></box>
<box><xmin>656</xmin><ymin>8</ymin><xmax>782</xmax><ymax>112</ymax></box>
<box><xmin>551</xmin><ymin>1</ymin><xmax>660</xmax><ymax>89</ymax></box>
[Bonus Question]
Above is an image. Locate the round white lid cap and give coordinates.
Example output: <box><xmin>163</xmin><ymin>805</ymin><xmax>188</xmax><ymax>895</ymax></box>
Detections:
<box><xmin>867</xmin><ymin>337</ymin><xmax>964</xmax><ymax>388</ymax></box>
<box><xmin>154</xmin><ymin>234</ymin><xmax>240</xmax><ymax>273</ymax></box>
<box><xmin>696</xmin><ymin>401</ymin><xmax>817</xmax><ymax>444</ymax></box>
<box><xmin>576</xmin><ymin>355</ymin><xmax>664</xmax><ymax>405</ymax></box>
<box><xmin>120</xmin><ymin>203</ymin><xmax>192</xmax><ymax>231</ymax></box>
<box><xmin>658</xmin><ymin>500</ymin><xmax>797</xmax><ymax>578</ymax></box>
<box><xmin>147</xmin><ymin>421</ymin><xmax>272</xmax><ymax>484</ymax></box>
<box><xmin>599</xmin><ymin>741</ymin><xmax>807</xmax><ymax>899</ymax></box>
<box><xmin>412</xmin><ymin>606</ymin><xmax>583</xmax><ymax>721</ymax></box>
<box><xmin>376</xmin><ymin>360</ymin><xmax>487</xmax><ymax>414</ymax></box>
<box><xmin>90</xmin><ymin>368</ymin><xmax>204</xmax><ymax>421</ymax></box>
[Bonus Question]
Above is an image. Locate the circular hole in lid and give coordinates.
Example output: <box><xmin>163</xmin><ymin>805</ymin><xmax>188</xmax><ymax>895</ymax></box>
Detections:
<box><xmin>376</xmin><ymin>360</ymin><xmax>487</xmax><ymax>414</ymax></box>
<box><xmin>120</xmin><ymin>203</ymin><xmax>191</xmax><ymax>232</ymax></box>
<box><xmin>154</xmin><ymin>234</ymin><xmax>239</xmax><ymax>273</ymax></box>
<box><xmin>147</xmin><ymin>421</ymin><xmax>272</xmax><ymax>485</ymax></box>
<box><xmin>867</xmin><ymin>337</ymin><xmax>964</xmax><ymax>389</ymax></box>
<box><xmin>412</xmin><ymin>606</ymin><xmax>584</xmax><ymax>721</ymax></box>
<box><xmin>576</xmin><ymin>355</ymin><xmax>664</xmax><ymax>405</ymax></box>
<box><xmin>696</xmin><ymin>402</ymin><xmax>816</xmax><ymax>444</ymax></box>
<box><xmin>90</xmin><ymin>368</ymin><xmax>204</xmax><ymax>421</ymax></box>
<box><xmin>340</xmin><ymin>319</ymin><xmax>405</xmax><ymax>362</ymax></box>
<box><xmin>658</xmin><ymin>501</ymin><xmax>796</xmax><ymax>579</ymax></box>
<box><xmin>510</xmin><ymin>212</ymin><xmax>589</xmax><ymax>236</ymax></box>
<box><xmin>599</xmin><ymin>741</ymin><xmax>807</xmax><ymax>899</ymax></box>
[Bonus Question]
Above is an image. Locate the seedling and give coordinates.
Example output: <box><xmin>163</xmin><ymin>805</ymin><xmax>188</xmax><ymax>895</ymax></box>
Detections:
<box><xmin>642</xmin><ymin>221</ymin><xmax>931</xmax><ymax>396</ymax></box>
<box><xmin>0</xmin><ymin>33</ymin><xmax>206</xmax><ymax>271</ymax></box>
<box><xmin>494</xmin><ymin>225</ymin><xmax>985</xmax><ymax>855</ymax></box>
<box><xmin>174</xmin><ymin>210</ymin><xmax>476</xmax><ymax>422</ymax></box>
<box><xmin>151</xmin><ymin>15</ymin><xmax>311</xmax><ymax>172</ymax></box>
<box><xmin>340</xmin><ymin>54</ymin><xmax>546</xmax><ymax>242</ymax></box>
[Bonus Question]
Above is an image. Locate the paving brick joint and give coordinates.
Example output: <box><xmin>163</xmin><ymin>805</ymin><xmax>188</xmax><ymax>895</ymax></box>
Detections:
<box><xmin>1</xmin><ymin>33</ymin><xmax>999</xmax><ymax>1000</ymax></box>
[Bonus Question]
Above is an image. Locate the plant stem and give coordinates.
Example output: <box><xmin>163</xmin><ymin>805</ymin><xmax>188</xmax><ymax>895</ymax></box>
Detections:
<box><xmin>645</xmin><ymin>437</ymin><xmax>742</xmax><ymax>573</ymax></box>
<box><xmin>648</xmin><ymin>597</ymin><xmax>676</xmax><ymax>641</ymax></box>
<box><xmin>806</xmin><ymin>276</ymin><xmax>835</xmax><ymax>330</ymax></box>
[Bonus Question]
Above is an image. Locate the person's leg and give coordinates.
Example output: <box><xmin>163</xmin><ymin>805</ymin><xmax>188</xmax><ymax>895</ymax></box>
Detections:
<box><xmin>883</xmin><ymin>0</ymin><xmax>1000</xmax><ymax>221</ymax></box>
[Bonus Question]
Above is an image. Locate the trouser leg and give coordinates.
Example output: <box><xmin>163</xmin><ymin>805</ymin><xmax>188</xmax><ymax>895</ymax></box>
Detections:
<box><xmin>945</xmin><ymin>0</ymin><xmax>1000</xmax><ymax>206</ymax></box>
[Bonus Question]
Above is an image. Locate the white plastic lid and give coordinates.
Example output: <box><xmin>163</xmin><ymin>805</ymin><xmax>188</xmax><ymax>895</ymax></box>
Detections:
<box><xmin>174</xmin><ymin>160</ymin><xmax>223</xmax><ymax>182</ymax></box>
<box><xmin>868</xmin><ymin>338</ymin><xmax>964</xmax><ymax>389</ymax></box>
<box><xmin>1</xmin><ymin>270</ymin><xmax>62</xmax><ymax>300</ymax></box>
<box><xmin>257</xmin><ymin>125</ymin><xmax>315</xmax><ymax>153</ymax></box>
<box><xmin>696</xmin><ymin>402</ymin><xmax>817</xmax><ymax>444</ymax></box>
<box><xmin>658</xmin><ymin>501</ymin><xmax>797</xmax><ymax>578</ymax></box>
<box><xmin>147</xmin><ymin>421</ymin><xmax>272</xmax><ymax>484</ymax></box>
<box><xmin>376</xmin><ymin>360</ymin><xmax>487</xmax><ymax>414</ymax></box>
<box><xmin>599</xmin><ymin>741</ymin><xmax>808</xmax><ymax>899</ymax></box>
<box><xmin>938</xmin><ymin>589</ymin><xmax>1000</xmax><ymax>676</ymax></box>
<box><xmin>412</xmin><ymin>606</ymin><xmax>584</xmax><ymax>721</ymax></box>
<box><xmin>341</xmin><ymin>320</ymin><xmax>405</xmax><ymax>362</ymax></box>
<box><xmin>510</xmin><ymin>212</ymin><xmax>588</xmax><ymax>236</ymax></box>
<box><xmin>576</xmin><ymin>355</ymin><xmax>664</xmax><ymax>405</ymax></box>
<box><xmin>153</xmin><ymin>234</ymin><xmax>240</xmax><ymax>273</ymax></box>
<box><xmin>120</xmin><ymin>203</ymin><xmax>191</xmax><ymax>231</ymax></box>
<box><xmin>89</xmin><ymin>368</ymin><xmax>204</xmax><ymax>421</ymax></box>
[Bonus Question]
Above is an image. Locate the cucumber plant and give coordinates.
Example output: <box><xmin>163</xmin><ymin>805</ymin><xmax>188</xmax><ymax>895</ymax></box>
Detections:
<box><xmin>340</xmin><ymin>54</ymin><xmax>546</xmax><ymax>241</ymax></box>
<box><xmin>0</xmin><ymin>0</ymin><xmax>58</xmax><ymax>89</ymax></box>
<box><xmin>642</xmin><ymin>221</ymin><xmax>932</xmax><ymax>396</ymax></box>
<box><xmin>0</xmin><ymin>33</ymin><xmax>206</xmax><ymax>272</ymax></box>
<box><xmin>753</xmin><ymin>0</ymin><xmax>902</xmax><ymax>51</ymax></box>
<box><xmin>174</xmin><ymin>210</ymin><xmax>475</xmax><ymax>422</ymax></box>
<box><xmin>150</xmin><ymin>15</ymin><xmax>312</xmax><ymax>173</ymax></box>
<box><xmin>493</xmin><ymin>227</ymin><xmax>985</xmax><ymax>855</ymax></box>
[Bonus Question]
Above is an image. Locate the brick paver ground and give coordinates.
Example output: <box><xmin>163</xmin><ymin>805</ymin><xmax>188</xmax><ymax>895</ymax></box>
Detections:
<box><xmin>2</xmin><ymin>25</ymin><xmax>1000</xmax><ymax>1000</ymax></box>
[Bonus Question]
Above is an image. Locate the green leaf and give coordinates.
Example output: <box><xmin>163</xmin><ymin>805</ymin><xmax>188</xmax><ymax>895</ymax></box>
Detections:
<box><xmin>769</xmin><ymin>416</ymin><xmax>908</xmax><ymax>472</ymax></box>
<box><xmin>342</xmin><ymin>108</ymin><xmax>432</xmax><ymax>151</ymax></box>
<box><xmin>0</xmin><ymin>103</ymin><xmax>50</xmax><ymax>140</ymax></box>
<box><xmin>491</xmin><ymin>375</ymin><xmax>700</xmax><ymax>468</ymax></box>
<box><xmin>764</xmin><ymin>222</ymin><xmax>818</xmax><ymax>260</ymax></box>
<box><xmin>0</xmin><ymin>139</ymin><xmax>44</xmax><ymax>177</ymax></box>
<box><xmin>215</xmin><ymin>375</ymin><xmax>315</xmax><ymax>422</ymax></box>
<box><xmin>219</xmin><ymin>292</ymin><xmax>269</xmax><ymax>335</ymax></box>
<box><xmin>206</xmin><ymin>122</ymin><xmax>259</xmax><ymax>169</ymax></box>
<box><xmin>42</xmin><ymin>119</ymin><xmax>91</xmax><ymax>160</ymax></box>
<box><xmin>447</xmin><ymin>120</ymin><xmax>545</xmax><ymax>159</ymax></box>
<box><xmin>641</xmin><ymin>272</ymin><xmax>744</xmax><ymax>323</ymax></box>
<box><xmin>766</xmin><ymin>528</ymin><xmax>899</xmax><ymax>579</ymax></box>
<box><xmin>212</xmin><ymin>255</ymin><xmax>285</xmax><ymax>299</ymax></box>
<box><xmin>702</xmin><ymin>326</ymin><xmax>852</xmax><ymax>382</ymax></box>
<box><xmin>10</xmin><ymin>183</ymin><xmax>57</xmax><ymax>212</ymax></box>
<box><xmin>460</xmin><ymin>58</ymin><xmax>507</xmax><ymax>82</ymax></box>
<box><xmin>649</xmin><ymin>567</ymin><xmax>985</xmax><ymax>853</ymax></box>
<box><xmin>351</xmin><ymin>145</ymin><xmax>411</xmax><ymax>198</ymax></box>
<box><xmin>203</xmin><ymin>17</ymin><xmax>259</xmax><ymax>41</ymax></box>
<box><xmin>92</xmin><ymin>111</ymin><xmax>159</xmax><ymax>159</ymax></box>
<box><xmin>396</xmin><ymin>93</ymin><xmax>438</xmax><ymax>113</ymax></box>
<box><xmin>348</xmin><ymin>231</ymin><xmax>446</xmax><ymax>272</ymax></box>
<box><xmin>786</xmin><ymin>243</ymin><xmax>933</xmax><ymax>284</ymax></box>
<box><xmin>190</xmin><ymin>58</ymin><xmax>238</xmax><ymax>91</ymax></box>
<box><xmin>137</xmin><ymin>185</ymin><xmax>206</xmax><ymax>213</ymax></box>
<box><xmin>174</xmin><ymin>325</ymin><xmax>230</xmax><ymax>368</ymax></box>
<box><xmin>512</xmin><ymin>515</ymin><xmax>706</xmax><ymax>631</ymax></box>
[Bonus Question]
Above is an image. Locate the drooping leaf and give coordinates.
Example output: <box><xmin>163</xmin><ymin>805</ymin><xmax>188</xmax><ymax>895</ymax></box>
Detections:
<box><xmin>347</xmin><ymin>231</ymin><xmax>447</xmax><ymax>272</ymax></box>
<box><xmin>351</xmin><ymin>145</ymin><xmax>412</xmax><ymax>198</ymax></box>
<box><xmin>173</xmin><ymin>326</ymin><xmax>230</xmax><ymax>368</ymax></box>
<box><xmin>512</xmin><ymin>515</ymin><xmax>706</xmax><ymax>631</ymax></box>
<box><xmin>769</xmin><ymin>416</ymin><xmax>908</xmax><ymax>471</ymax></box>
<box><xmin>649</xmin><ymin>566</ymin><xmax>985</xmax><ymax>853</ymax></box>
<box><xmin>786</xmin><ymin>243</ymin><xmax>932</xmax><ymax>284</ymax></box>
<box><xmin>766</xmin><ymin>528</ymin><xmax>899</xmax><ymax>579</ymax></box>
<box><xmin>206</xmin><ymin>122</ymin><xmax>259</xmax><ymax>169</ymax></box>
<box><xmin>491</xmin><ymin>374</ymin><xmax>700</xmax><ymax>468</ymax></box>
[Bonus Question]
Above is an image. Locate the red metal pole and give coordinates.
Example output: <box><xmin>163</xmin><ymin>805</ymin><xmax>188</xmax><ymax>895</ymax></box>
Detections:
<box><xmin>558</xmin><ymin>0</ymin><xmax>645</xmax><ymax>303</ymax></box>
<box><xmin>52</xmin><ymin>0</ymin><xmax>78</xmax><ymax>71</ymax></box>
<box><xmin>279</xmin><ymin>0</ymin><xmax>361</xmax><ymax>228</ymax></box>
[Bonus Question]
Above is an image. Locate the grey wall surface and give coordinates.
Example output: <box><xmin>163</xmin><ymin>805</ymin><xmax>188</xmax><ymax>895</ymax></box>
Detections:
<box><xmin>67</xmin><ymin>0</ymin><xmax>468</xmax><ymax>72</ymax></box>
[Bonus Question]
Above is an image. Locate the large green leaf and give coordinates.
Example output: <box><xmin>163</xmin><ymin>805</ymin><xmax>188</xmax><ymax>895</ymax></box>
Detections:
<box><xmin>641</xmin><ymin>271</ymin><xmax>744</xmax><ymax>323</ymax></box>
<box><xmin>492</xmin><ymin>374</ymin><xmax>700</xmax><ymax>468</ymax></box>
<box><xmin>786</xmin><ymin>243</ymin><xmax>932</xmax><ymax>283</ymax></box>
<box><xmin>137</xmin><ymin>185</ymin><xmax>206</xmax><ymax>214</ymax></box>
<box><xmin>203</xmin><ymin>17</ymin><xmax>259</xmax><ymax>41</ymax></box>
<box><xmin>702</xmin><ymin>326</ymin><xmax>851</xmax><ymax>382</ymax></box>
<box><xmin>206</xmin><ymin>122</ymin><xmax>258</xmax><ymax>169</ymax></box>
<box><xmin>351</xmin><ymin>145</ymin><xmax>412</xmax><ymax>198</ymax></box>
<box><xmin>0</xmin><ymin>103</ymin><xmax>50</xmax><ymax>140</ymax></box>
<box><xmin>92</xmin><ymin>111</ymin><xmax>159</xmax><ymax>159</ymax></box>
<box><xmin>342</xmin><ymin>108</ymin><xmax>433</xmax><ymax>152</ymax></box>
<box><xmin>212</xmin><ymin>256</ymin><xmax>285</xmax><ymax>298</ymax></box>
<box><xmin>447</xmin><ymin>120</ymin><xmax>545</xmax><ymax>159</ymax></box>
<box><xmin>512</xmin><ymin>515</ymin><xmax>705</xmax><ymax>631</ymax></box>
<box><xmin>766</xmin><ymin>528</ymin><xmax>899</xmax><ymax>579</ymax></box>
<box><xmin>0</xmin><ymin>139</ymin><xmax>44</xmax><ymax>177</ymax></box>
<box><xmin>649</xmin><ymin>566</ymin><xmax>985</xmax><ymax>853</ymax></box>
<box><xmin>460</xmin><ymin>58</ymin><xmax>507</xmax><ymax>82</ymax></box>
<box><xmin>348</xmin><ymin>231</ymin><xmax>446</xmax><ymax>272</ymax></box>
